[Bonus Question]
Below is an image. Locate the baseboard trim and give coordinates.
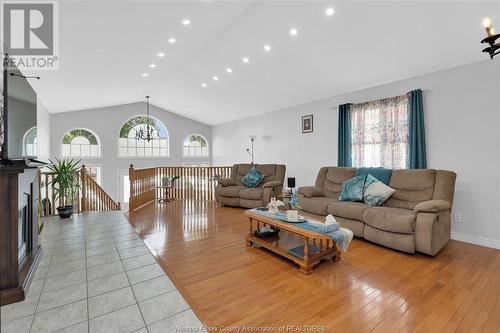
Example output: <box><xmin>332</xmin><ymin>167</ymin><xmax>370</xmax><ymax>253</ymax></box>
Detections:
<box><xmin>451</xmin><ymin>232</ymin><xmax>500</xmax><ymax>250</ymax></box>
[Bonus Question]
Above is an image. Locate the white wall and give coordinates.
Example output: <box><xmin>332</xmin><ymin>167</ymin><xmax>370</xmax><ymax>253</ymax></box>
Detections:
<box><xmin>49</xmin><ymin>102</ymin><xmax>211</xmax><ymax>202</ymax></box>
<box><xmin>37</xmin><ymin>98</ymin><xmax>51</xmax><ymax>161</ymax></box>
<box><xmin>212</xmin><ymin>60</ymin><xmax>500</xmax><ymax>247</ymax></box>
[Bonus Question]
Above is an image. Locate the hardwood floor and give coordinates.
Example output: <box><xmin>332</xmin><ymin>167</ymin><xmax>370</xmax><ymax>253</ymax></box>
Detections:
<box><xmin>127</xmin><ymin>200</ymin><xmax>500</xmax><ymax>332</ymax></box>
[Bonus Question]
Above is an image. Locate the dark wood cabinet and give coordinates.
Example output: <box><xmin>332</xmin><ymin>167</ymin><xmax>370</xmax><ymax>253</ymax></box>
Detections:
<box><xmin>0</xmin><ymin>166</ymin><xmax>42</xmax><ymax>306</ymax></box>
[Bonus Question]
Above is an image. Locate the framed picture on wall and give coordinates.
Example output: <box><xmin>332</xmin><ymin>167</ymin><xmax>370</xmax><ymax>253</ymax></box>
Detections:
<box><xmin>301</xmin><ymin>114</ymin><xmax>313</xmax><ymax>133</ymax></box>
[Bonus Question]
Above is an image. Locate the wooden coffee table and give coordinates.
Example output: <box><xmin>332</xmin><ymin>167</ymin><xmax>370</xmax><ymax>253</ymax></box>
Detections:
<box><xmin>245</xmin><ymin>210</ymin><xmax>341</xmax><ymax>275</ymax></box>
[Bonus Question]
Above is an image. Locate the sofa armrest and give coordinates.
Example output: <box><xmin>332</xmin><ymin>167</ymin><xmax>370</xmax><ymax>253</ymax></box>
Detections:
<box><xmin>262</xmin><ymin>180</ymin><xmax>282</xmax><ymax>189</ymax></box>
<box><xmin>414</xmin><ymin>200</ymin><xmax>451</xmax><ymax>213</ymax></box>
<box><xmin>218</xmin><ymin>178</ymin><xmax>237</xmax><ymax>187</ymax></box>
<box><xmin>298</xmin><ymin>186</ymin><xmax>324</xmax><ymax>198</ymax></box>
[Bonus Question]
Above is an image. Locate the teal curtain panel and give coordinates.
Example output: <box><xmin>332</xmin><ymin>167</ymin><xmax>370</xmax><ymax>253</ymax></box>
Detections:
<box><xmin>337</xmin><ymin>103</ymin><xmax>352</xmax><ymax>167</ymax></box>
<box><xmin>408</xmin><ymin>89</ymin><xmax>427</xmax><ymax>169</ymax></box>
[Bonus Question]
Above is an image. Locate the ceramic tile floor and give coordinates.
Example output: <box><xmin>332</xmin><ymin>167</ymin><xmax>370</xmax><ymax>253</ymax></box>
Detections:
<box><xmin>1</xmin><ymin>211</ymin><xmax>204</xmax><ymax>333</ymax></box>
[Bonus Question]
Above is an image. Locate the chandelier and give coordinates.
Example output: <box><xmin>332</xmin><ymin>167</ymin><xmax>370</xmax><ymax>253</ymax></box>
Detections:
<box><xmin>481</xmin><ymin>17</ymin><xmax>499</xmax><ymax>59</ymax></box>
<box><xmin>135</xmin><ymin>96</ymin><xmax>157</xmax><ymax>142</ymax></box>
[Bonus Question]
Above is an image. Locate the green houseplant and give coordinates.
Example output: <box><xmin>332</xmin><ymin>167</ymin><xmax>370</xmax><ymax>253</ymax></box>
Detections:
<box><xmin>47</xmin><ymin>158</ymin><xmax>81</xmax><ymax>219</ymax></box>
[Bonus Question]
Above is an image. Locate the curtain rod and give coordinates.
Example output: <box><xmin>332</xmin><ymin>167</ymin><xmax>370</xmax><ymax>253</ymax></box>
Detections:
<box><xmin>330</xmin><ymin>89</ymin><xmax>429</xmax><ymax>109</ymax></box>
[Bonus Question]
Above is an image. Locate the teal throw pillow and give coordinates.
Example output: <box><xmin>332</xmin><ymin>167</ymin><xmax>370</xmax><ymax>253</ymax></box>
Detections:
<box><xmin>363</xmin><ymin>174</ymin><xmax>396</xmax><ymax>206</ymax></box>
<box><xmin>338</xmin><ymin>175</ymin><xmax>366</xmax><ymax>201</ymax></box>
<box><xmin>241</xmin><ymin>167</ymin><xmax>264</xmax><ymax>188</ymax></box>
<box><xmin>355</xmin><ymin>167</ymin><xmax>392</xmax><ymax>185</ymax></box>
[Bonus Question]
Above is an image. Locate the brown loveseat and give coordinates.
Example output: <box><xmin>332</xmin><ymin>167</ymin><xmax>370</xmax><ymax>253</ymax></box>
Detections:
<box><xmin>216</xmin><ymin>164</ymin><xmax>286</xmax><ymax>208</ymax></box>
<box><xmin>298</xmin><ymin>167</ymin><xmax>456</xmax><ymax>255</ymax></box>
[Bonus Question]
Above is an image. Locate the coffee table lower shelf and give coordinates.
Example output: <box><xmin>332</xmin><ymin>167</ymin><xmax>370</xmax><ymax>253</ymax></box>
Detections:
<box><xmin>245</xmin><ymin>212</ymin><xmax>341</xmax><ymax>275</ymax></box>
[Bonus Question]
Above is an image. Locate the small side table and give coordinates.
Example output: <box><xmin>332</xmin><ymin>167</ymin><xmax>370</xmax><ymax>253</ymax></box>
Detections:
<box><xmin>155</xmin><ymin>185</ymin><xmax>173</xmax><ymax>203</ymax></box>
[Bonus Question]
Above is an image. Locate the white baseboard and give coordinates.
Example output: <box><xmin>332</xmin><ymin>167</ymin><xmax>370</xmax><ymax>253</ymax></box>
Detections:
<box><xmin>451</xmin><ymin>232</ymin><xmax>500</xmax><ymax>250</ymax></box>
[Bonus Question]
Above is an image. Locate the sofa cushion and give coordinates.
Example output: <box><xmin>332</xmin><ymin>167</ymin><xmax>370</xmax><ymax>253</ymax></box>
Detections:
<box><xmin>338</xmin><ymin>175</ymin><xmax>366</xmax><ymax>201</ymax></box>
<box><xmin>327</xmin><ymin>201</ymin><xmax>368</xmax><ymax>221</ymax></box>
<box><xmin>241</xmin><ymin>167</ymin><xmax>264</xmax><ymax>188</ymax></box>
<box><xmin>218</xmin><ymin>185</ymin><xmax>246</xmax><ymax>198</ymax></box>
<box><xmin>384</xmin><ymin>169</ymin><xmax>435</xmax><ymax>210</ymax></box>
<box><xmin>297</xmin><ymin>197</ymin><xmax>337</xmax><ymax>216</ymax></box>
<box><xmin>355</xmin><ymin>167</ymin><xmax>392</xmax><ymax>185</ymax></box>
<box><xmin>323</xmin><ymin>167</ymin><xmax>356</xmax><ymax>198</ymax></box>
<box><xmin>363</xmin><ymin>174</ymin><xmax>395</xmax><ymax>206</ymax></box>
<box><xmin>239</xmin><ymin>188</ymin><xmax>263</xmax><ymax>200</ymax></box>
<box><xmin>363</xmin><ymin>207</ymin><xmax>416</xmax><ymax>234</ymax></box>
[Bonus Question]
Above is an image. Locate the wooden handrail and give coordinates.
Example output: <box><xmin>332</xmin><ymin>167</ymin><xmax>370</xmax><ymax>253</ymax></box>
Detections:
<box><xmin>39</xmin><ymin>165</ymin><xmax>120</xmax><ymax>217</ymax></box>
<box><xmin>80</xmin><ymin>165</ymin><xmax>121</xmax><ymax>212</ymax></box>
<box><xmin>128</xmin><ymin>165</ymin><xmax>232</xmax><ymax>211</ymax></box>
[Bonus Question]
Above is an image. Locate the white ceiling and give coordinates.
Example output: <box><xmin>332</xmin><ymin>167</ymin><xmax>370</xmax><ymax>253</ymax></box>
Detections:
<box><xmin>25</xmin><ymin>0</ymin><xmax>499</xmax><ymax>125</ymax></box>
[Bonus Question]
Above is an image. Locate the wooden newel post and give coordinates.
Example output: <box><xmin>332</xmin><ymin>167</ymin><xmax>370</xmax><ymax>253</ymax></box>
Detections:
<box><xmin>129</xmin><ymin>164</ymin><xmax>135</xmax><ymax>211</ymax></box>
<box><xmin>80</xmin><ymin>165</ymin><xmax>87</xmax><ymax>211</ymax></box>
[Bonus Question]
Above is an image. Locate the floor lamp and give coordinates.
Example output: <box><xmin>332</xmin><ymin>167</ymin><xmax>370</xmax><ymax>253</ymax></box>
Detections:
<box><xmin>246</xmin><ymin>135</ymin><xmax>256</xmax><ymax>164</ymax></box>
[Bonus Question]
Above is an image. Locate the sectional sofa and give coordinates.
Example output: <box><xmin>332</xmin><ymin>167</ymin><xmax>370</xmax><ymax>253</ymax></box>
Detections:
<box><xmin>298</xmin><ymin>167</ymin><xmax>457</xmax><ymax>255</ymax></box>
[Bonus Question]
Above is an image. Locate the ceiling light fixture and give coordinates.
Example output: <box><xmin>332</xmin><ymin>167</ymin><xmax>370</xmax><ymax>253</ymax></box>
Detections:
<box><xmin>481</xmin><ymin>17</ymin><xmax>499</xmax><ymax>59</ymax></box>
<box><xmin>149</xmin><ymin>64</ymin><xmax>156</xmax><ymax>68</ymax></box>
<box><xmin>168</xmin><ymin>38</ymin><xmax>177</xmax><ymax>44</ymax></box>
<box><xmin>141</xmin><ymin>73</ymin><xmax>149</xmax><ymax>77</ymax></box>
<box><xmin>182</xmin><ymin>19</ymin><xmax>191</xmax><ymax>26</ymax></box>
<box><xmin>242</xmin><ymin>57</ymin><xmax>250</xmax><ymax>63</ymax></box>
<box><xmin>264</xmin><ymin>44</ymin><xmax>271</xmax><ymax>52</ymax></box>
<box><xmin>135</xmin><ymin>96</ymin><xmax>157</xmax><ymax>142</ymax></box>
<box><xmin>201</xmin><ymin>83</ymin><xmax>207</xmax><ymax>87</ymax></box>
<box><xmin>157</xmin><ymin>52</ymin><xmax>165</xmax><ymax>57</ymax></box>
<box><xmin>289</xmin><ymin>28</ymin><xmax>298</xmax><ymax>36</ymax></box>
<box><xmin>212</xmin><ymin>76</ymin><xmax>219</xmax><ymax>81</ymax></box>
<box><xmin>325</xmin><ymin>7</ymin><xmax>335</xmax><ymax>16</ymax></box>
<box><xmin>226</xmin><ymin>68</ymin><xmax>233</xmax><ymax>73</ymax></box>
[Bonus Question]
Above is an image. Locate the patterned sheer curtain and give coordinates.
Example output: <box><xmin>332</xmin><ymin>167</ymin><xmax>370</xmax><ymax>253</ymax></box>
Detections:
<box><xmin>351</xmin><ymin>95</ymin><xmax>409</xmax><ymax>169</ymax></box>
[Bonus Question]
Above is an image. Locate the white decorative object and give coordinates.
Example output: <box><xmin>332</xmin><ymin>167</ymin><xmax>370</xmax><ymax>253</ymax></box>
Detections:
<box><xmin>325</xmin><ymin>214</ymin><xmax>337</xmax><ymax>225</ymax></box>
<box><xmin>286</xmin><ymin>210</ymin><xmax>299</xmax><ymax>222</ymax></box>
<box><xmin>267</xmin><ymin>197</ymin><xmax>285</xmax><ymax>214</ymax></box>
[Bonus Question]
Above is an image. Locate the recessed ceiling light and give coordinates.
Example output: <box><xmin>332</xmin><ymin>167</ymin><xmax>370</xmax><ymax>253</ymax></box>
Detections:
<box><xmin>212</xmin><ymin>76</ymin><xmax>219</xmax><ymax>81</ymax></box>
<box><xmin>201</xmin><ymin>83</ymin><xmax>207</xmax><ymax>87</ymax></box>
<box><xmin>157</xmin><ymin>52</ymin><xmax>165</xmax><ymax>57</ymax></box>
<box><xmin>325</xmin><ymin>7</ymin><xmax>335</xmax><ymax>16</ymax></box>
<box><xmin>226</xmin><ymin>68</ymin><xmax>233</xmax><ymax>73</ymax></box>
<box><xmin>141</xmin><ymin>73</ymin><xmax>149</xmax><ymax>77</ymax></box>
<box><xmin>242</xmin><ymin>57</ymin><xmax>249</xmax><ymax>63</ymax></box>
<box><xmin>264</xmin><ymin>44</ymin><xmax>271</xmax><ymax>52</ymax></box>
<box><xmin>182</xmin><ymin>19</ymin><xmax>191</xmax><ymax>26</ymax></box>
<box><xmin>168</xmin><ymin>38</ymin><xmax>177</xmax><ymax>44</ymax></box>
<box><xmin>149</xmin><ymin>64</ymin><xmax>156</xmax><ymax>68</ymax></box>
<box><xmin>289</xmin><ymin>28</ymin><xmax>298</xmax><ymax>36</ymax></box>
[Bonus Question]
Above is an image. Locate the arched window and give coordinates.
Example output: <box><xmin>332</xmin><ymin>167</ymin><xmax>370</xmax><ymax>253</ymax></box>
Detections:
<box><xmin>61</xmin><ymin>128</ymin><xmax>101</xmax><ymax>157</ymax></box>
<box><xmin>119</xmin><ymin>116</ymin><xmax>168</xmax><ymax>157</ymax></box>
<box><xmin>23</xmin><ymin>126</ymin><xmax>37</xmax><ymax>157</ymax></box>
<box><xmin>183</xmin><ymin>134</ymin><xmax>209</xmax><ymax>157</ymax></box>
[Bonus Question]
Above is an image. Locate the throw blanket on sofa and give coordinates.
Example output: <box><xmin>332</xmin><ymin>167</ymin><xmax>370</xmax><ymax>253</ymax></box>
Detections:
<box><xmin>249</xmin><ymin>209</ymin><xmax>354</xmax><ymax>252</ymax></box>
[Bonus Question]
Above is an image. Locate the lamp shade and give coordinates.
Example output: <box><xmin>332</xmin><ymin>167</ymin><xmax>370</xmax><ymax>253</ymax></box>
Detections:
<box><xmin>287</xmin><ymin>177</ymin><xmax>296</xmax><ymax>188</ymax></box>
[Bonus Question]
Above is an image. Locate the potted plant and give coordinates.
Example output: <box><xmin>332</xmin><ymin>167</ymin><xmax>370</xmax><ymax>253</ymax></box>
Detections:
<box><xmin>47</xmin><ymin>158</ymin><xmax>81</xmax><ymax>219</ymax></box>
<box><xmin>161</xmin><ymin>175</ymin><xmax>180</xmax><ymax>187</ymax></box>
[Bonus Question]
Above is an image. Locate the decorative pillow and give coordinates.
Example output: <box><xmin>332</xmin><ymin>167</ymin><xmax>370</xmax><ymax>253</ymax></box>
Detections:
<box><xmin>338</xmin><ymin>175</ymin><xmax>366</xmax><ymax>202</ymax></box>
<box><xmin>363</xmin><ymin>174</ymin><xmax>395</xmax><ymax>206</ymax></box>
<box><xmin>241</xmin><ymin>167</ymin><xmax>264</xmax><ymax>188</ymax></box>
<box><xmin>355</xmin><ymin>167</ymin><xmax>392</xmax><ymax>185</ymax></box>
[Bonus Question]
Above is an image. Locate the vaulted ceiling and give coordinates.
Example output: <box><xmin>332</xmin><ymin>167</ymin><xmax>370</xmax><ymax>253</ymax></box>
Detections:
<box><xmin>25</xmin><ymin>0</ymin><xmax>499</xmax><ymax>125</ymax></box>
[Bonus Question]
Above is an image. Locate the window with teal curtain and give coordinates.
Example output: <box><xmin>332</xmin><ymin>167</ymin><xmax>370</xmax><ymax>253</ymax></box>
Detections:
<box><xmin>350</xmin><ymin>95</ymin><xmax>409</xmax><ymax>169</ymax></box>
<box><xmin>337</xmin><ymin>91</ymin><xmax>426</xmax><ymax>169</ymax></box>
